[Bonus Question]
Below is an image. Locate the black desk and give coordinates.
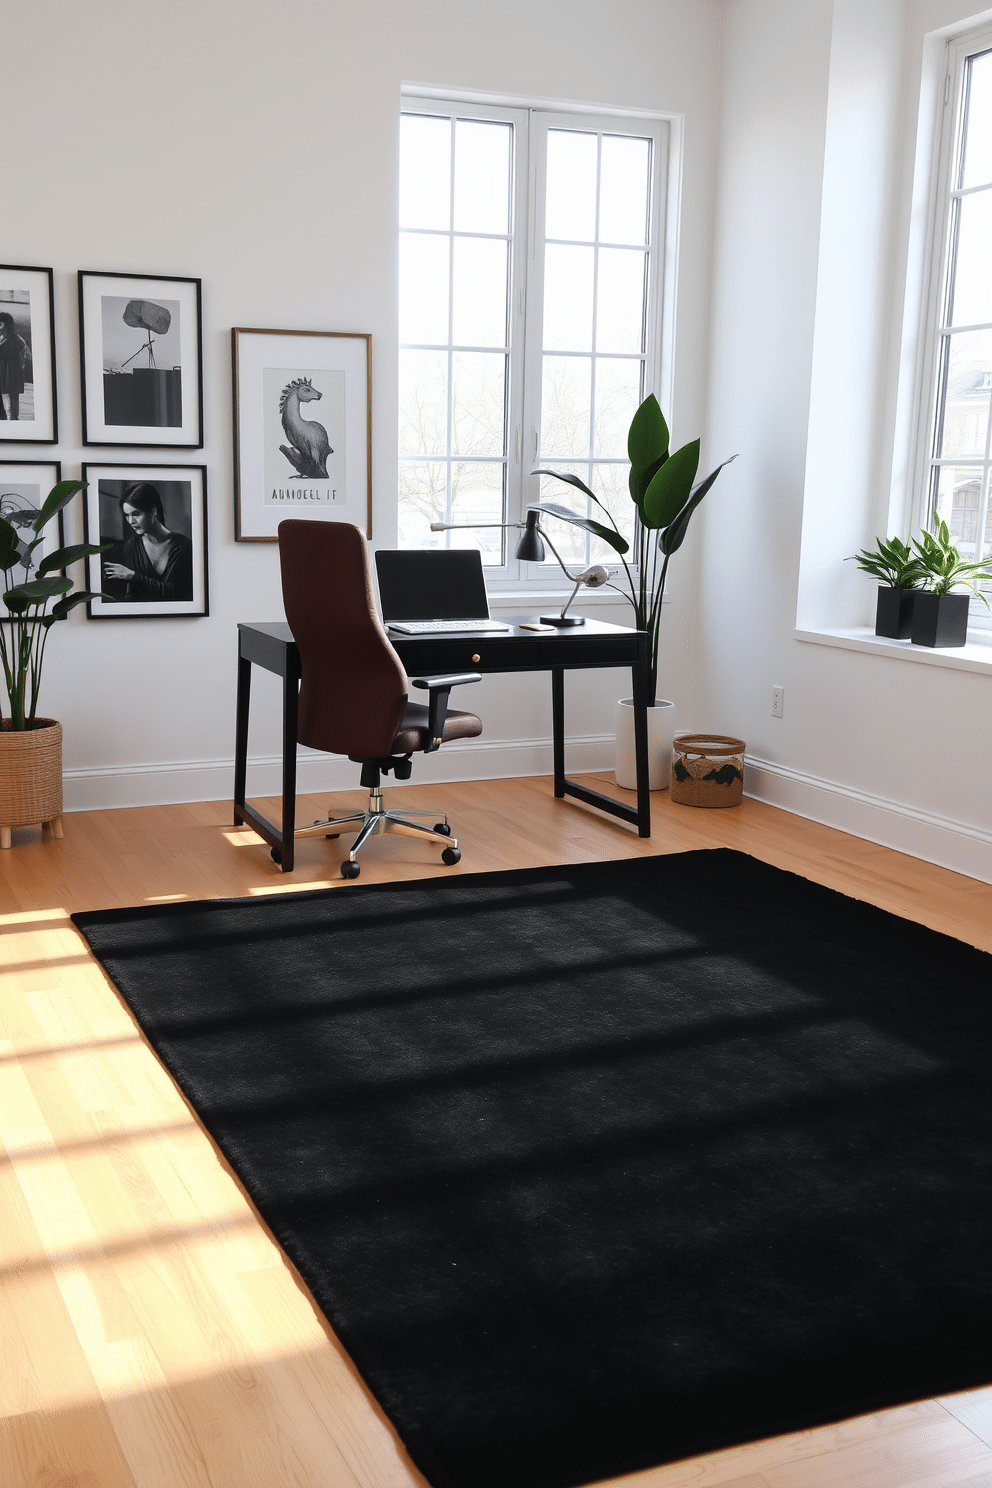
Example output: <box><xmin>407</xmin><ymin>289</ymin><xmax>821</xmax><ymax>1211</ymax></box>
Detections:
<box><xmin>234</xmin><ymin>617</ymin><xmax>651</xmax><ymax>871</ymax></box>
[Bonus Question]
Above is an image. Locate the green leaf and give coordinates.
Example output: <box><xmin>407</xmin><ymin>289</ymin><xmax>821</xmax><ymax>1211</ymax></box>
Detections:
<box><xmin>642</xmin><ymin>440</ymin><xmax>700</xmax><ymax>529</ymax></box>
<box><xmin>47</xmin><ymin>591</ymin><xmax>103</xmax><ymax>622</ymax></box>
<box><xmin>5</xmin><ymin>576</ymin><xmax>73</xmax><ymax>605</ymax></box>
<box><xmin>627</xmin><ymin>394</ymin><xmax>669</xmax><ymax>494</ymax></box>
<box><xmin>659</xmin><ymin>455</ymin><xmax>737</xmax><ymax>555</ymax></box>
<box><xmin>36</xmin><ymin>542</ymin><xmax>110</xmax><ymax>575</ymax></box>
<box><xmin>33</xmin><ymin>479</ymin><xmax>85</xmax><ymax>534</ymax></box>
<box><xmin>528</xmin><ymin>500</ymin><xmax>629</xmax><ymax>555</ymax></box>
<box><xmin>529</xmin><ymin>474</ymin><xmax>599</xmax><ymax>504</ymax></box>
<box><xmin>0</xmin><ymin>517</ymin><xmax>21</xmax><ymax>570</ymax></box>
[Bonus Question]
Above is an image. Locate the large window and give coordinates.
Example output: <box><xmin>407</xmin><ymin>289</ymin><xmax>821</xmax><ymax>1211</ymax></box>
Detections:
<box><xmin>398</xmin><ymin>98</ymin><xmax>668</xmax><ymax>579</ymax></box>
<box><xmin>921</xmin><ymin>36</ymin><xmax>992</xmax><ymax>619</ymax></box>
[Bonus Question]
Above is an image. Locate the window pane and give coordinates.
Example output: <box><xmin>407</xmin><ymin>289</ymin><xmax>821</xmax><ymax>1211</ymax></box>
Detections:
<box><xmin>452</xmin><ymin>352</ymin><xmax>506</xmax><ymax>456</ymax></box>
<box><xmin>399</xmin><ymin>233</ymin><xmax>449</xmax><ymax>344</ymax></box>
<box><xmin>400</xmin><ymin>114</ymin><xmax>450</xmax><ymax>231</ymax></box>
<box><xmin>543</xmin><ymin>244</ymin><xmax>594</xmax><ymax>352</ymax></box>
<box><xmin>937</xmin><ymin>331</ymin><xmax>992</xmax><ymax>459</ymax></box>
<box><xmin>935</xmin><ymin>464</ymin><xmax>983</xmax><ymax>555</ymax></box>
<box><xmin>541</xmin><ymin>356</ymin><xmax>591</xmax><ymax>458</ymax></box>
<box><xmin>961</xmin><ymin>50</ymin><xmax>992</xmax><ymax>189</ymax></box>
<box><xmin>398</xmin><ymin>460</ymin><xmax>447</xmax><ymax>546</ymax></box>
<box><xmin>594</xmin><ymin>358</ymin><xmax>643</xmax><ymax>457</ymax></box>
<box><xmin>545</xmin><ymin>130</ymin><xmax>597</xmax><ymax>241</ymax></box>
<box><xmin>451</xmin><ymin>463</ymin><xmax>505</xmax><ymax>565</ymax></box>
<box><xmin>452</xmin><ymin>237</ymin><xmax>508</xmax><ymax>347</ymax></box>
<box><xmin>599</xmin><ymin>135</ymin><xmax>650</xmax><ymax>245</ymax></box>
<box><xmin>949</xmin><ymin>190</ymin><xmax>992</xmax><ymax>326</ymax></box>
<box><xmin>399</xmin><ymin>349</ymin><xmax>448</xmax><ymax>456</ymax></box>
<box><xmin>596</xmin><ymin>248</ymin><xmax>647</xmax><ymax>354</ymax></box>
<box><xmin>454</xmin><ymin>120</ymin><xmax>512</xmax><ymax>234</ymax></box>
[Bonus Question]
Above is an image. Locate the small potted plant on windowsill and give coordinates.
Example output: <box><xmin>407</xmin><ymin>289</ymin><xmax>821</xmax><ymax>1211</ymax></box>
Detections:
<box><xmin>0</xmin><ymin>479</ymin><xmax>107</xmax><ymax>847</ymax></box>
<box><xmin>848</xmin><ymin>535</ymin><xmax>924</xmax><ymax>639</ymax></box>
<box><xmin>909</xmin><ymin>517</ymin><xmax>992</xmax><ymax>647</ymax></box>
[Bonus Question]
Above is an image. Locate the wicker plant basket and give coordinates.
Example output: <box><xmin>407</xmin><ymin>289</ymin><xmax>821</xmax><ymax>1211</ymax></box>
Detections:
<box><xmin>671</xmin><ymin>733</ymin><xmax>745</xmax><ymax>808</ymax></box>
<box><xmin>0</xmin><ymin>718</ymin><xmax>63</xmax><ymax>842</ymax></box>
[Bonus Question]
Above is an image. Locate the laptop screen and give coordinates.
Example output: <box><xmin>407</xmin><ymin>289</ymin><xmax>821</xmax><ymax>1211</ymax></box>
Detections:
<box><xmin>374</xmin><ymin>549</ymin><xmax>491</xmax><ymax>622</ymax></box>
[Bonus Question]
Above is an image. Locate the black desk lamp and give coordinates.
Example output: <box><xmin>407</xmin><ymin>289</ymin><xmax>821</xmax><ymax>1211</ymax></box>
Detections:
<box><xmin>429</xmin><ymin>507</ymin><xmax>610</xmax><ymax>626</ymax></box>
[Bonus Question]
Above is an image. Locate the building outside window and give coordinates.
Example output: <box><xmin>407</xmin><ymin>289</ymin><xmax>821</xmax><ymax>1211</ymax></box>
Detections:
<box><xmin>398</xmin><ymin>97</ymin><xmax>669</xmax><ymax>582</ymax></box>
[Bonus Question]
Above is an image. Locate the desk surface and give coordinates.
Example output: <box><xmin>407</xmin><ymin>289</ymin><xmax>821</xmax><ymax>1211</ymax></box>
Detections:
<box><xmin>241</xmin><ymin>617</ymin><xmax>645</xmax><ymax>675</ymax></box>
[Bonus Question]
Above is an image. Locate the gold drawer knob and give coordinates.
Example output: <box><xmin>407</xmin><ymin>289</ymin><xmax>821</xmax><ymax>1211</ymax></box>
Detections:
<box><xmin>471</xmin><ymin>653</ymin><xmax>481</xmax><ymax>663</ymax></box>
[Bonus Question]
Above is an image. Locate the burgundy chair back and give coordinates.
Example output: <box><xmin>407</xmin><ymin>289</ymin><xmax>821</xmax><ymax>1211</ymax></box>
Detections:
<box><xmin>278</xmin><ymin>521</ymin><xmax>409</xmax><ymax>758</ymax></box>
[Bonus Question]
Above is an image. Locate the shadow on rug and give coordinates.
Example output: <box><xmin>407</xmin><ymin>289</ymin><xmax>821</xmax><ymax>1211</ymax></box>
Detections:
<box><xmin>72</xmin><ymin>849</ymin><xmax>992</xmax><ymax>1488</ymax></box>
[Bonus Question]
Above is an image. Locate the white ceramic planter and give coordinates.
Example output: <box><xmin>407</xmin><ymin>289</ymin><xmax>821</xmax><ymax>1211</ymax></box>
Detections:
<box><xmin>615</xmin><ymin>697</ymin><xmax>675</xmax><ymax>791</ymax></box>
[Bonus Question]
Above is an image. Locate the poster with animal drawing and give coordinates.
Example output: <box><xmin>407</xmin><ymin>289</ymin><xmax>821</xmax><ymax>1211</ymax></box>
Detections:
<box><xmin>262</xmin><ymin>368</ymin><xmax>345</xmax><ymax>505</ymax></box>
<box><xmin>233</xmin><ymin>328</ymin><xmax>371</xmax><ymax>541</ymax></box>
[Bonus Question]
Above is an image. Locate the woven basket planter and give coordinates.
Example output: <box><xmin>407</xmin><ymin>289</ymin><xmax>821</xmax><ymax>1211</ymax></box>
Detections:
<box><xmin>0</xmin><ymin>718</ymin><xmax>63</xmax><ymax>843</ymax></box>
<box><xmin>671</xmin><ymin>733</ymin><xmax>745</xmax><ymax>808</ymax></box>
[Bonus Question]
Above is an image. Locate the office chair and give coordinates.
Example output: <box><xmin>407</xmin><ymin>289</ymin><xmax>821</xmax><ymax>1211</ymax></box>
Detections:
<box><xmin>278</xmin><ymin>520</ymin><xmax>483</xmax><ymax>878</ymax></box>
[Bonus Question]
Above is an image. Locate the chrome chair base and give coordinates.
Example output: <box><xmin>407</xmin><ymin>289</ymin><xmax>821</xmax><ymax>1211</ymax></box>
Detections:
<box><xmin>294</xmin><ymin>786</ymin><xmax>460</xmax><ymax>877</ymax></box>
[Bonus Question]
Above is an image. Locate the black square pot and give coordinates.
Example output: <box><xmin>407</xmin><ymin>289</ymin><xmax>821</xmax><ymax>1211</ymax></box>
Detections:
<box><xmin>910</xmin><ymin>591</ymin><xmax>970</xmax><ymax>647</ymax></box>
<box><xmin>874</xmin><ymin>586</ymin><xmax>916</xmax><ymax>639</ymax></box>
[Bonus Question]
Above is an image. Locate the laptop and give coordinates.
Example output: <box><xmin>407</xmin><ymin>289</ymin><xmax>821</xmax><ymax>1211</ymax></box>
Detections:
<box><xmin>374</xmin><ymin>549</ymin><xmax>512</xmax><ymax>635</ymax></box>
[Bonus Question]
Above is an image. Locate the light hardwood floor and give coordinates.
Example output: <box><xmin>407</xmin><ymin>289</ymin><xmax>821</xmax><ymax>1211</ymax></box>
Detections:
<box><xmin>2</xmin><ymin>775</ymin><xmax>991</xmax><ymax>1488</ymax></box>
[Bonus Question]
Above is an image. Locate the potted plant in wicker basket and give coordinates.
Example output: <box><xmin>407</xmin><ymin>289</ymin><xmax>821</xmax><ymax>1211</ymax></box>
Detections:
<box><xmin>534</xmin><ymin>394</ymin><xmax>736</xmax><ymax>789</ymax></box>
<box><xmin>0</xmin><ymin>479</ymin><xmax>106</xmax><ymax>847</ymax></box>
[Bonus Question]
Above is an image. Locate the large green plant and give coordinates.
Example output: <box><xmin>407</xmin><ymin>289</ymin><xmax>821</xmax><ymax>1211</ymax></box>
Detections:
<box><xmin>0</xmin><ymin>480</ymin><xmax>107</xmax><ymax>730</ymax></box>
<box><xmin>913</xmin><ymin>517</ymin><xmax>991</xmax><ymax>603</ymax></box>
<box><xmin>533</xmin><ymin>394</ymin><xmax>735</xmax><ymax>704</ymax></box>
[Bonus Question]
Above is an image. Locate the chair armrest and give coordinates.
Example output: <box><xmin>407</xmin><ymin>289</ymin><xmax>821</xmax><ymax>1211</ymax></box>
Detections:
<box><xmin>411</xmin><ymin>673</ymin><xmax>482</xmax><ymax>751</ymax></box>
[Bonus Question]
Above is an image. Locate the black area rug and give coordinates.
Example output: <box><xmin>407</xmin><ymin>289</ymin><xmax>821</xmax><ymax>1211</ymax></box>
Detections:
<box><xmin>72</xmin><ymin>850</ymin><xmax>992</xmax><ymax>1488</ymax></box>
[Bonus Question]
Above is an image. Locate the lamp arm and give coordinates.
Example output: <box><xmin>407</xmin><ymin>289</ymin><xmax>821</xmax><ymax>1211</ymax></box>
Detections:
<box><xmin>533</xmin><ymin>525</ymin><xmax>582</xmax><ymax>584</ymax></box>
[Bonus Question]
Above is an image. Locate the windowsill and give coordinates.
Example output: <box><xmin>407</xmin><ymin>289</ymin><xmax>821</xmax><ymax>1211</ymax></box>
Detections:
<box><xmin>795</xmin><ymin>625</ymin><xmax>992</xmax><ymax>674</ymax></box>
<box><xmin>487</xmin><ymin>587</ymin><xmax>670</xmax><ymax>610</ymax></box>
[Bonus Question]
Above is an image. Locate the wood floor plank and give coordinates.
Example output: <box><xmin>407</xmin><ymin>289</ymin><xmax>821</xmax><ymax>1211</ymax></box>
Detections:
<box><xmin>1</xmin><ymin>778</ymin><xmax>990</xmax><ymax>1488</ymax></box>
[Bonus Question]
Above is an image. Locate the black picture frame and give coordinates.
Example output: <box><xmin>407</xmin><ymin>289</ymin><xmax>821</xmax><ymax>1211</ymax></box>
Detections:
<box><xmin>0</xmin><ymin>265</ymin><xmax>58</xmax><ymax>443</ymax></box>
<box><xmin>81</xmin><ymin>463</ymin><xmax>209</xmax><ymax>618</ymax></box>
<box><xmin>0</xmin><ymin>460</ymin><xmax>65</xmax><ymax>570</ymax></box>
<box><xmin>232</xmin><ymin>327</ymin><xmax>372</xmax><ymax>541</ymax></box>
<box><xmin>78</xmin><ymin>271</ymin><xmax>203</xmax><ymax>448</ymax></box>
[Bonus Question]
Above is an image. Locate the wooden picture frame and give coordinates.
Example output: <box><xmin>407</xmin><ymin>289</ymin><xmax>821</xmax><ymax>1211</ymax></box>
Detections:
<box><xmin>232</xmin><ymin>327</ymin><xmax>371</xmax><ymax>541</ymax></box>
<box><xmin>79</xmin><ymin>271</ymin><xmax>203</xmax><ymax>448</ymax></box>
<box><xmin>0</xmin><ymin>266</ymin><xmax>58</xmax><ymax>443</ymax></box>
<box><xmin>81</xmin><ymin>463</ymin><xmax>209</xmax><ymax>618</ymax></box>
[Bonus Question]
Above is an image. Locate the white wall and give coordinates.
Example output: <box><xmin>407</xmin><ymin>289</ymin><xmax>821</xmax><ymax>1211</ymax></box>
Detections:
<box><xmin>6</xmin><ymin>0</ymin><xmax>724</xmax><ymax>811</ymax></box>
<box><xmin>700</xmin><ymin>0</ymin><xmax>992</xmax><ymax>881</ymax></box>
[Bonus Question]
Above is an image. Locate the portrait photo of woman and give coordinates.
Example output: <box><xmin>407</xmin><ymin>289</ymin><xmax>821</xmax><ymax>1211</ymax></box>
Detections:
<box><xmin>0</xmin><ymin>309</ymin><xmax>31</xmax><ymax>423</ymax></box>
<box><xmin>82</xmin><ymin>464</ymin><xmax>209</xmax><ymax>619</ymax></box>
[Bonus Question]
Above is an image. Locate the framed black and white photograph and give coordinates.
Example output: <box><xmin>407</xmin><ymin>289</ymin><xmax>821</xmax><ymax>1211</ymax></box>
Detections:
<box><xmin>0</xmin><ymin>266</ymin><xmax>58</xmax><ymax>443</ymax></box>
<box><xmin>232</xmin><ymin>327</ymin><xmax>371</xmax><ymax>541</ymax></box>
<box><xmin>81</xmin><ymin>463</ymin><xmax>208</xmax><ymax>618</ymax></box>
<box><xmin>0</xmin><ymin>461</ymin><xmax>64</xmax><ymax>575</ymax></box>
<box><xmin>78</xmin><ymin>272</ymin><xmax>203</xmax><ymax>448</ymax></box>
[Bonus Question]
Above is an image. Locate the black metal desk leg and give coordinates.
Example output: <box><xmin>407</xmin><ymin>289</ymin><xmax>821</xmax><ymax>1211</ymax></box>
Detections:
<box><xmin>234</xmin><ymin>654</ymin><xmax>251</xmax><ymax>822</ymax></box>
<box><xmin>552</xmin><ymin>667</ymin><xmax>566</xmax><ymax>797</ymax></box>
<box><xmin>631</xmin><ymin>644</ymin><xmax>651</xmax><ymax>838</ymax></box>
<box><xmin>278</xmin><ymin>672</ymin><xmax>298</xmax><ymax>872</ymax></box>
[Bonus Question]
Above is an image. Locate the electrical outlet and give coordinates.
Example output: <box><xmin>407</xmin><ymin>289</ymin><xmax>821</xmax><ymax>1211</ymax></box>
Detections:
<box><xmin>771</xmin><ymin>686</ymin><xmax>784</xmax><ymax>718</ymax></box>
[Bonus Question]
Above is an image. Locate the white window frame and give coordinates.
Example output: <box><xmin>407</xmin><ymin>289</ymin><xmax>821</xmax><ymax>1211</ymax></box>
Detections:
<box><xmin>399</xmin><ymin>89</ymin><xmax>676</xmax><ymax>591</ymax></box>
<box><xmin>907</xmin><ymin>24</ymin><xmax>992</xmax><ymax>629</ymax></box>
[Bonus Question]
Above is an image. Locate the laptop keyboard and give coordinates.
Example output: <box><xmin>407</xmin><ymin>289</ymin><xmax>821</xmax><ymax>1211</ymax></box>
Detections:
<box><xmin>387</xmin><ymin>619</ymin><xmax>513</xmax><ymax>635</ymax></box>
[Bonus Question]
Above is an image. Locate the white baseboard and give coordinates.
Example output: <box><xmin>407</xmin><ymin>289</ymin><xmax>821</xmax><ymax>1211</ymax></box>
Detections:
<box><xmin>744</xmin><ymin>754</ymin><xmax>992</xmax><ymax>885</ymax></box>
<box><xmin>62</xmin><ymin>734</ymin><xmax>617</xmax><ymax>813</ymax></box>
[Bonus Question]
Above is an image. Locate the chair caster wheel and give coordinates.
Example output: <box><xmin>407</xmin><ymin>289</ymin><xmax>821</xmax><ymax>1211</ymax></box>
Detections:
<box><xmin>341</xmin><ymin>860</ymin><xmax>361</xmax><ymax>879</ymax></box>
<box><xmin>434</xmin><ymin>822</ymin><xmax>452</xmax><ymax>836</ymax></box>
<box><xmin>441</xmin><ymin>846</ymin><xmax>461</xmax><ymax>866</ymax></box>
<box><xmin>270</xmin><ymin>847</ymin><xmax>282</xmax><ymax>865</ymax></box>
